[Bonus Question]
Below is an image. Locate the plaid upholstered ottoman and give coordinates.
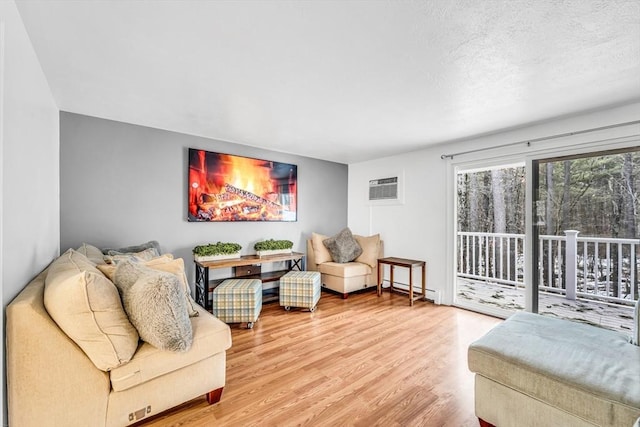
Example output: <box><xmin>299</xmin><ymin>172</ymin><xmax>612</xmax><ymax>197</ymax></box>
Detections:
<box><xmin>279</xmin><ymin>271</ymin><xmax>321</xmax><ymax>312</ymax></box>
<box><xmin>212</xmin><ymin>279</ymin><xmax>262</xmax><ymax>329</ymax></box>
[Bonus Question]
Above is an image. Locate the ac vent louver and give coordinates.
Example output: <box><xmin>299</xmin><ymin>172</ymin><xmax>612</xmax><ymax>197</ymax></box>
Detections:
<box><xmin>369</xmin><ymin>177</ymin><xmax>398</xmax><ymax>201</ymax></box>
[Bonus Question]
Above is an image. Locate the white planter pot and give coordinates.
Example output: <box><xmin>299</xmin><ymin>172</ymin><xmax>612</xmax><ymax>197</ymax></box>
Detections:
<box><xmin>194</xmin><ymin>252</ymin><xmax>241</xmax><ymax>262</ymax></box>
<box><xmin>256</xmin><ymin>248</ymin><xmax>292</xmax><ymax>258</ymax></box>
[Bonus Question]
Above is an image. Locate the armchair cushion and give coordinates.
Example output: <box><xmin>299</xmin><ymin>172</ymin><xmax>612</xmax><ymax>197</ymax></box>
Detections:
<box><xmin>311</xmin><ymin>232</ymin><xmax>332</xmax><ymax>264</ymax></box>
<box><xmin>354</xmin><ymin>234</ymin><xmax>381</xmax><ymax>269</ymax></box>
<box><xmin>318</xmin><ymin>262</ymin><xmax>371</xmax><ymax>278</ymax></box>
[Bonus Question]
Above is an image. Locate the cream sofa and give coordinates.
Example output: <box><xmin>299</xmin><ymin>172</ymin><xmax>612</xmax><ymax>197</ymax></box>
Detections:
<box><xmin>468</xmin><ymin>305</ymin><xmax>640</xmax><ymax>427</ymax></box>
<box><xmin>307</xmin><ymin>232</ymin><xmax>383</xmax><ymax>298</ymax></box>
<box><xmin>7</xmin><ymin>245</ymin><xmax>232</xmax><ymax>427</ymax></box>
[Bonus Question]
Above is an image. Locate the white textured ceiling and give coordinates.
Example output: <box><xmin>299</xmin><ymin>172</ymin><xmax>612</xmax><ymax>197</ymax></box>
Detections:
<box><xmin>16</xmin><ymin>0</ymin><xmax>640</xmax><ymax>163</ymax></box>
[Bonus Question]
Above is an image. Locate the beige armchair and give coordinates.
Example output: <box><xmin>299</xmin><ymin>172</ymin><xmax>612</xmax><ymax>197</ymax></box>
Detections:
<box><xmin>307</xmin><ymin>233</ymin><xmax>383</xmax><ymax>298</ymax></box>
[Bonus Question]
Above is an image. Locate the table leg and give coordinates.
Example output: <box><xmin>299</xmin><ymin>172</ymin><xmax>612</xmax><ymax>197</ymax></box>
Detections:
<box><xmin>409</xmin><ymin>266</ymin><xmax>414</xmax><ymax>306</ymax></box>
<box><xmin>422</xmin><ymin>264</ymin><xmax>426</xmax><ymax>301</ymax></box>
<box><xmin>390</xmin><ymin>265</ymin><xmax>394</xmax><ymax>294</ymax></box>
<box><xmin>377</xmin><ymin>261</ymin><xmax>382</xmax><ymax>296</ymax></box>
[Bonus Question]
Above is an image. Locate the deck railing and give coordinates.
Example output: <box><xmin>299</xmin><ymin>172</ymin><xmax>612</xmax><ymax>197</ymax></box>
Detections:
<box><xmin>457</xmin><ymin>231</ymin><xmax>639</xmax><ymax>306</ymax></box>
<box><xmin>457</xmin><ymin>232</ymin><xmax>525</xmax><ymax>286</ymax></box>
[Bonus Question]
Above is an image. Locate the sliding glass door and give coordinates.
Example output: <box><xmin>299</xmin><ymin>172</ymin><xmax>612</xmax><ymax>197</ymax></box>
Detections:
<box><xmin>454</xmin><ymin>163</ymin><xmax>526</xmax><ymax>317</ymax></box>
<box><xmin>532</xmin><ymin>149</ymin><xmax>639</xmax><ymax>332</ymax></box>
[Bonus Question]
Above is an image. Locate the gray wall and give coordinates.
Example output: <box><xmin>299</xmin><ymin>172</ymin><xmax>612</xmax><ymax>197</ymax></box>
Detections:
<box><xmin>60</xmin><ymin>112</ymin><xmax>347</xmax><ymax>285</ymax></box>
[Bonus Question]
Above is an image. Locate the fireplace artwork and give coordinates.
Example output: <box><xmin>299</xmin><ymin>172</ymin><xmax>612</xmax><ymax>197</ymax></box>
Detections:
<box><xmin>188</xmin><ymin>148</ymin><xmax>297</xmax><ymax>222</ymax></box>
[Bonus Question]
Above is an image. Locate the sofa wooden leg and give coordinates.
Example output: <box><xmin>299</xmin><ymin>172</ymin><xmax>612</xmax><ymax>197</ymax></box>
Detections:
<box><xmin>342</xmin><ymin>293</ymin><xmax>348</xmax><ymax>299</ymax></box>
<box><xmin>478</xmin><ymin>418</ymin><xmax>495</xmax><ymax>427</ymax></box>
<box><xmin>206</xmin><ymin>387</ymin><xmax>224</xmax><ymax>405</ymax></box>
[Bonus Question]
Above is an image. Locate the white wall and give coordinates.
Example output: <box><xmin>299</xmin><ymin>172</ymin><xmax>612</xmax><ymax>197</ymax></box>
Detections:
<box><xmin>348</xmin><ymin>102</ymin><xmax>640</xmax><ymax>305</ymax></box>
<box><xmin>1</xmin><ymin>0</ymin><xmax>59</xmax><ymax>424</ymax></box>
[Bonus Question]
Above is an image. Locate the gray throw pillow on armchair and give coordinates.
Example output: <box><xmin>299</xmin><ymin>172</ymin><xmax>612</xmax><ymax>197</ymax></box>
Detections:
<box><xmin>323</xmin><ymin>227</ymin><xmax>363</xmax><ymax>263</ymax></box>
<box><xmin>114</xmin><ymin>260</ymin><xmax>193</xmax><ymax>352</ymax></box>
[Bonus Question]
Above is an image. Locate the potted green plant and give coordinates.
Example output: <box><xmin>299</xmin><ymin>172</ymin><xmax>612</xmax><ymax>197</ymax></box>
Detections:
<box><xmin>254</xmin><ymin>239</ymin><xmax>294</xmax><ymax>257</ymax></box>
<box><xmin>193</xmin><ymin>242</ymin><xmax>242</xmax><ymax>262</ymax></box>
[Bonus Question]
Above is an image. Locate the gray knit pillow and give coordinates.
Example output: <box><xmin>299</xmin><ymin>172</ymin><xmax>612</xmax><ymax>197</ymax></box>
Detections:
<box><xmin>114</xmin><ymin>260</ymin><xmax>192</xmax><ymax>352</ymax></box>
<box><xmin>102</xmin><ymin>240</ymin><xmax>161</xmax><ymax>256</ymax></box>
<box><xmin>323</xmin><ymin>228</ymin><xmax>363</xmax><ymax>263</ymax></box>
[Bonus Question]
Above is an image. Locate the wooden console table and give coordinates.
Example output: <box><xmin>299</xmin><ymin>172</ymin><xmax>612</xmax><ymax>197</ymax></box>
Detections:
<box><xmin>194</xmin><ymin>252</ymin><xmax>305</xmax><ymax>311</ymax></box>
<box><xmin>377</xmin><ymin>257</ymin><xmax>426</xmax><ymax>306</ymax></box>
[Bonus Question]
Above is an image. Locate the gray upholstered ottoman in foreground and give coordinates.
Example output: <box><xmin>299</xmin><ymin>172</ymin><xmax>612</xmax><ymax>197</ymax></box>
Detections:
<box><xmin>468</xmin><ymin>311</ymin><xmax>640</xmax><ymax>427</ymax></box>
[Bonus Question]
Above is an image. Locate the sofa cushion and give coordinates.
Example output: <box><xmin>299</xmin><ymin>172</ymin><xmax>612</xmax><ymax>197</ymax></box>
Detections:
<box><xmin>319</xmin><ymin>261</ymin><xmax>371</xmax><ymax>278</ymax></box>
<box><xmin>75</xmin><ymin>243</ymin><xmax>107</xmax><ymax>265</ymax></box>
<box><xmin>354</xmin><ymin>234</ymin><xmax>381</xmax><ymax>269</ymax></box>
<box><xmin>44</xmin><ymin>249</ymin><xmax>139</xmax><ymax>371</ymax></box>
<box><xmin>98</xmin><ymin>256</ymin><xmax>198</xmax><ymax>318</ymax></box>
<box><xmin>323</xmin><ymin>228</ymin><xmax>363</xmax><ymax>263</ymax></box>
<box><xmin>469</xmin><ymin>312</ymin><xmax>640</xmax><ymax>426</ymax></box>
<box><xmin>114</xmin><ymin>260</ymin><xmax>193</xmax><ymax>352</ymax></box>
<box><xmin>311</xmin><ymin>232</ymin><xmax>332</xmax><ymax>264</ymax></box>
<box><xmin>110</xmin><ymin>305</ymin><xmax>232</xmax><ymax>392</ymax></box>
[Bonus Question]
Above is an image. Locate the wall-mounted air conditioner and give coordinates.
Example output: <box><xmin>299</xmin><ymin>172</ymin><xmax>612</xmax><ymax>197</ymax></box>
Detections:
<box><xmin>369</xmin><ymin>177</ymin><xmax>398</xmax><ymax>200</ymax></box>
<box><xmin>367</xmin><ymin>173</ymin><xmax>404</xmax><ymax>205</ymax></box>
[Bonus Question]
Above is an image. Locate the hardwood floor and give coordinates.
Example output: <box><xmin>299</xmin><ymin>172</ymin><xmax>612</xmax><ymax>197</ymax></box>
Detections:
<box><xmin>140</xmin><ymin>289</ymin><xmax>501</xmax><ymax>427</ymax></box>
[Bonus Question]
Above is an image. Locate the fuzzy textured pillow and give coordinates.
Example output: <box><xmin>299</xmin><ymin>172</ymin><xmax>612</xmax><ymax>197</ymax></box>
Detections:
<box><xmin>98</xmin><ymin>255</ymin><xmax>198</xmax><ymax>318</ymax></box>
<box><xmin>323</xmin><ymin>228</ymin><xmax>363</xmax><ymax>263</ymax></box>
<box><xmin>101</xmin><ymin>240</ymin><xmax>161</xmax><ymax>256</ymax></box>
<box><xmin>44</xmin><ymin>249</ymin><xmax>139</xmax><ymax>371</ymax></box>
<box><xmin>114</xmin><ymin>260</ymin><xmax>193</xmax><ymax>352</ymax></box>
<box><xmin>103</xmin><ymin>247</ymin><xmax>160</xmax><ymax>264</ymax></box>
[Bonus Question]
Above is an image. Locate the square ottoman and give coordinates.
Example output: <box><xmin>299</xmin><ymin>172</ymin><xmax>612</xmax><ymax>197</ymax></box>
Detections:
<box><xmin>212</xmin><ymin>278</ymin><xmax>262</xmax><ymax>329</ymax></box>
<box><xmin>279</xmin><ymin>271</ymin><xmax>321</xmax><ymax>312</ymax></box>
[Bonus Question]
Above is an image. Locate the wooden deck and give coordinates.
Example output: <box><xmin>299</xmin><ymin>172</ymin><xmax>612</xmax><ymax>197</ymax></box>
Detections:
<box><xmin>457</xmin><ymin>278</ymin><xmax>635</xmax><ymax>333</ymax></box>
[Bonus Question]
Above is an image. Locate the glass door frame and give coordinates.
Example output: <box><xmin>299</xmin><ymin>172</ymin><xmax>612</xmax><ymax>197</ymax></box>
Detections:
<box><xmin>447</xmin><ymin>133</ymin><xmax>640</xmax><ymax>317</ymax></box>
<box><xmin>448</xmin><ymin>154</ymin><xmax>529</xmax><ymax>318</ymax></box>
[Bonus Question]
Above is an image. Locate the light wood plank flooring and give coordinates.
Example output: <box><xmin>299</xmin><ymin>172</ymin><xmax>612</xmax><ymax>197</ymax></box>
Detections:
<box><xmin>139</xmin><ymin>288</ymin><xmax>500</xmax><ymax>427</ymax></box>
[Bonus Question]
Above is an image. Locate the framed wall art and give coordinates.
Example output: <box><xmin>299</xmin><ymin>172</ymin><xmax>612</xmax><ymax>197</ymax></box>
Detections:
<box><xmin>188</xmin><ymin>148</ymin><xmax>297</xmax><ymax>222</ymax></box>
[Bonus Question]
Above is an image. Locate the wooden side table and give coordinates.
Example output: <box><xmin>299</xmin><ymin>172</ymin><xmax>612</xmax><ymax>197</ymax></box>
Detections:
<box><xmin>377</xmin><ymin>257</ymin><xmax>426</xmax><ymax>306</ymax></box>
